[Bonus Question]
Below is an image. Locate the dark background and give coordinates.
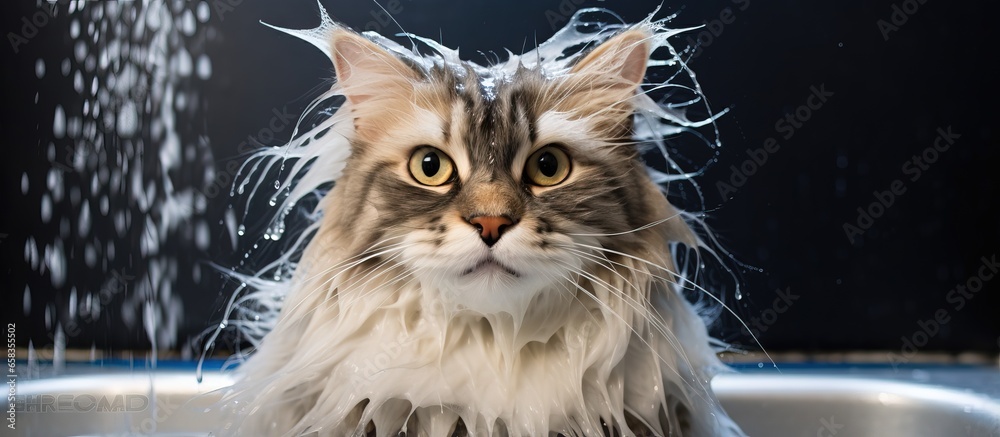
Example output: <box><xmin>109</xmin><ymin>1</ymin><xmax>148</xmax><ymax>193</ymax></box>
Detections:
<box><xmin>2</xmin><ymin>0</ymin><xmax>998</xmax><ymax>356</ymax></box>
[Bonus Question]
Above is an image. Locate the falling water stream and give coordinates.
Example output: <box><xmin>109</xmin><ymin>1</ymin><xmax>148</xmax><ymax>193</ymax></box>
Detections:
<box><xmin>23</xmin><ymin>0</ymin><xmax>216</xmax><ymax>380</ymax></box>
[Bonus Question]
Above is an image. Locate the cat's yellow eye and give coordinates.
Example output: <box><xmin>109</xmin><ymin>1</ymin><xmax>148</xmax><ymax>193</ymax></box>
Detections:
<box><xmin>408</xmin><ymin>146</ymin><xmax>455</xmax><ymax>186</ymax></box>
<box><xmin>525</xmin><ymin>145</ymin><xmax>571</xmax><ymax>187</ymax></box>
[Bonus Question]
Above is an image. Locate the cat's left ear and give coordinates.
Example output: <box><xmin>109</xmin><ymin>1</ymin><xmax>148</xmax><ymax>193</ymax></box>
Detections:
<box><xmin>569</xmin><ymin>28</ymin><xmax>652</xmax><ymax>93</ymax></box>
<box><xmin>330</xmin><ymin>29</ymin><xmax>421</xmax><ymax>105</ymax></box>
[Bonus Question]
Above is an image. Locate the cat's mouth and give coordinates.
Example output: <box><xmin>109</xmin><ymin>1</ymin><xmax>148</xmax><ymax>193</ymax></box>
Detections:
<box><xmin>461</xmin><ymin>256</ymin><xmax>520</xmax><ymax>277</ymax></box>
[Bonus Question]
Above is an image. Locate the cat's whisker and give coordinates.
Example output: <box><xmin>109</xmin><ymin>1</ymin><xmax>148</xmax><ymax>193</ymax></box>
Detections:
<box><xmin>291</xmin><ymin>243</ymin><xmax>412</xmax><ymax>304</ymax></box>
<box><xmin>554</xmin><ymin>262</ymin><xmax>647</xmax><ymax>331</ymax></box>
<box><xmin>566</xmin><ymin>242</ymin><xmax>704</xmax><ymax>306</ymax></box>
<box><xmin>276</xmin><ymin>243</ymin><xmax>418</xmax><ymax>320</ymax></box>
<box><xmin>554</xmin><ymin>256</ymin><xmax>667</xmax><ymax>346</ymax></box>
<box><xmin>309</xmin><ymin>262</ymin><xmax>414</xmax><ymax>319</ymax></box>
<box><xmin>287</xmin><ymin>237</ymin><xmax>413</xmax><ymax>289</ymax></box>
<box><xmin>567</xmin><ymin>244</ymin><xmax>740</xmax><ymax>375</ymax></box>
<box><xmin>332</xmin><ymin>249</ymin><xmax>409</xmax><ymax>295</ymax></box>
<box><xmin>562</xmin><ymin>245</ymin><xmax>703</xmax><ymax>324</ymax></box>
<box><xmin>565</xmin><ymin>270</ymin><xmax>716</xmax><ymax>408</ymax></box>
<box><xmin>558</xmin><ymin>250</ymin><xmax>649</xmax><ymax>306</ymax></box>
<box><xmin>553</xmin><ymin>268</ymin><xmax>719</xmax><ymax>413</ymax></box>
<box><xmin>559</xmin><ymin>245</ymin><xmax>684</xmax><ymax>292</ymax></box>
<box><xmin>554</xmin><ymin>255</ymin><xmax>709</xmax><ymax>390</ymax></box>
<box><xmin>563</xmin><ymin>242</ymin><xmax>692</xmax><ymax>290</ymax></box>
<box><xmin>332</xmin><ymin>255</ymin><xmax>412</xmax><ymax>313</ymax></box>
<box><xmin>566</xmin><ymin>213</ymin><xmax>685</xmax><ymax>237</ymax></box>
<box><xmin>562</xmin><ymin>241</ymin><xmax>779</xmax><ymax>372</ymax></box>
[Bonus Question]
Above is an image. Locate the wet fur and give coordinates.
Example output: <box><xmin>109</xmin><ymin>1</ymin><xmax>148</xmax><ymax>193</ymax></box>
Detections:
<box><xmin>217</xmin><ymin>7</ymin><xmax>744</xmax><ymax>437</ymax></box>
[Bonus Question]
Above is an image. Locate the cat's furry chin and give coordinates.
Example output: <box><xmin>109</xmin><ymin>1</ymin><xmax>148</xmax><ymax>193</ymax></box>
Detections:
<box><xmin>216</xmin><ymin>5</ymin><xmax>746</xmax><ymax>437</ymax></box>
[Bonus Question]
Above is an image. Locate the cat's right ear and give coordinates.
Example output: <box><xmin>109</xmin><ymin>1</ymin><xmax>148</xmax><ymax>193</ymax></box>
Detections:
<box><xmin>330</xmin><ymin>29</ymin><xmax>421</xmax><ymax>105</ymax></box>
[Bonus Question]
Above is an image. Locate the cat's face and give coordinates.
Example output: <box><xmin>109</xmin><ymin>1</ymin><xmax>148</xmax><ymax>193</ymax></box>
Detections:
<box><xmin>323</xmin><ymin>29</ymin><xmax>676</xmax><ymax>315</ymax></box>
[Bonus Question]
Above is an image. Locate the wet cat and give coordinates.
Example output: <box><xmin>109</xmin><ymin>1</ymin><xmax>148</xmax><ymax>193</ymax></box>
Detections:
<box><xmin>215</xmin><ymin>5</ymin><xmax>745</xmax><ymax>437</ymax></box>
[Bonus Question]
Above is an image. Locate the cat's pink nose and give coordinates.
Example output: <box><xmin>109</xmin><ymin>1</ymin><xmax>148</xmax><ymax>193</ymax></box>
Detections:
<box><xmin>469</xmin><ymin>215</ymin><xmax>514</xmax><ymax>247</ymax></box>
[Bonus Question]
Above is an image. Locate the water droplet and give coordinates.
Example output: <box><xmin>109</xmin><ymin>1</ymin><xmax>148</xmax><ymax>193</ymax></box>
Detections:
<box><xmin>53</xmin><ymin>325</ymin><xmax>66</xmax><ymax>373</ymax></box>
<box><xmin>734</xmin><ymin>289</ymin><xmax>743</xmax><ymax>300</ymax></box>
<box><xmin>178</xmin><ymin>9</ymin><xmax>197</xmax><ymax>35</ymax></box>
<box><xmin>40</xmin><ymin>194</ymin><xmax>52</xmax><ymax>222</ymax></box>
<box><xmin>196</xmin><ymin>1</ymin><xmax>211</xmax><ymax>22</ymax></box>
<box><xmin>757</xmin><ymin>362</ymin><xmax>764</xmax><ymax>368</ymax></box>
<box><xmin>175</xmin><ymin>48</ymin><xmax>193</xmax><ymax>77</ymax></box>
<box><xmin>23</xmin><ymin>286</ymin><xmax>31</xmax><ymax>316</ymax></box>
<box><xmin>53</xmin><ymin>105</ymin><xmax>66</xmax><ymax>138</ymax></box>
<box><xmin>35</xmin><ymin>59</ymin><xmax>46</xmax><ymax>79</ymax></box>
<box><xmin>73</xmin><ymin>70</ymin><xmax>84</xmax><ymax>94</ymax></box>
<box><xmin>237</xmin><ymin>224</ymin><xmax>245</xmax><ymax>236</ymax></box>
<box><xmin>68</xmin><ymin>288</ymin><xmax>78</xmax><ymax>321</ymax></box>
<box><xmin>117</xmin><ymin>100</ymin><xmax>138</xmax><ymax>138</ymax></box>
<box><xmin>196</xmin><ymin>54</ymin><xmax>212</xmax><ymax>79</ymax></box>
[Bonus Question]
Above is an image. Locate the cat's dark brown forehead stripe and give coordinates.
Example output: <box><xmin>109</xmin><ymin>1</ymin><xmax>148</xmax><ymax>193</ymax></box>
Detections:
<box><xmin>453</xmin><ymin>73</ymin><xmax>538</xmax><ymax>174</ymax></box>
<box><xmin>510</xmin><ymin>87</ymin><xmax>538</xmax><ymax>144</ymax></box>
